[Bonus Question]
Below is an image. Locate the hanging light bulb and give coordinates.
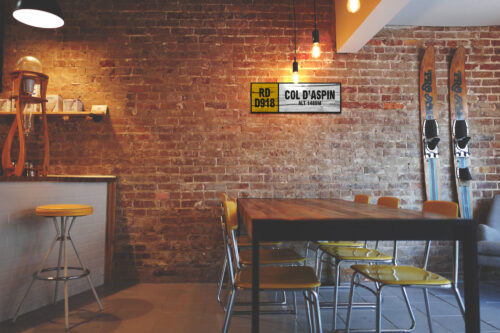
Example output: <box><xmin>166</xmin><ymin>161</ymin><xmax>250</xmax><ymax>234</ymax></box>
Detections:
<box><xmin>347</xmin><ymin>0</ymin><xmax>361</xmax><ymax>13</ymax></box>
<box><xmin>312</xmin><ymin>29</ymin><xmax>320</xmax><ymax>58</ymax></box>
<box><xmin>292</xmin><ymin>59</ymin><xmax>299</xmax><ymax>84</ymax></box>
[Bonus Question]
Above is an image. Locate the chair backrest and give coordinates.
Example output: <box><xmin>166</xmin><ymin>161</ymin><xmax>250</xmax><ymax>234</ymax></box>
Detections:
<box><xmin>220</xmin><ymin>193</ymin><xmax>239</xmax><ymax>234</ymax></box>
<box><xmin>220</xmin><ymin>193</ymin><xmax>241</xmax><ymax>273</ymax></box>
<box><xmin>354</xmin><ymin>194</ymin><xmax>370</xmax><ymax>204</ymax></box>
<box><xmin>421</xmin><ymin>200</ymin><xmax>459</xmax><ymax>274</ymax></box>
<box><xmin>487</xmin><ymin>195</ymin><xmax>500</xmax><ymax>231</ymax></box>
<box><xmin>422</xmin><ymin>200</ymin><xmax>458</xmax><ymax>218</ymax></box>
<box><xmin>377</xmin><ymin>197</ymin><xmax>400</xmax><ymax>209</ymax></box>
<box><xmin>373</xmin><ymin>197</ymin><xmax>399</xmax><ymax>257</ymax></box>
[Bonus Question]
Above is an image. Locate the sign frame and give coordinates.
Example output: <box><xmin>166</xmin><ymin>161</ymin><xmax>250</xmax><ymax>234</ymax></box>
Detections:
<box><xmin>250</xmin><ymin>82</ymin><xmax>341</xmax><ymax>114</ymax></box>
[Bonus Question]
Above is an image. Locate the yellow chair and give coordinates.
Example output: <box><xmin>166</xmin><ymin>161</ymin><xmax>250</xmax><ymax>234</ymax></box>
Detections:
<box><xmin>354</xmin><ymin>194</ymin><xmax>370</xmax><ymax>204</ymax></box>
<box><xmin>218</xmin><ymin>194</ymin><xmax>306</xmax><ymax>311</ymax></box>
<box><xmin>376</xmin><ymin>196</ymin><xmax>399</xmax><ymax>209</ymax></box>
<box><xmin>217</xmin><ymin>194</ymin><xmax>283</xmax><ymax>304</ymax></box>
<box><xmin>316</xmin><ymin>194</ymin><xmax>370</xmax><ymax>250</ymax></box>
<box><xmin>318</xmin><ymin>196</ymin><xmax>400</xmax><ymax>330</ymax></box>
<box><xmin>221</xmin><ymin>197</ymin><xmax>323</xmax><ymax>333</ymax></box>
<box><xmin>305</xmin><ymin>194</ymin><xmax>371</xmax><ymax>272</ymax></box>
<box><xmin>345</xmin><ymin>200</ymin><xmax>464</xmax><ymax>333</ymax></box>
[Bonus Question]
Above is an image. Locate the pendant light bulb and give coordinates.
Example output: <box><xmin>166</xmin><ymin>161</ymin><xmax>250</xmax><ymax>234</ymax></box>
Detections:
<box><xmin>347</xmin><ymin>0</ymin><xmax>361</xmax><ymax>13</ymax></box>
<box><xmin>312</xmin><ymin>29</ymin><xmax>320</xmax><ymax>58</ymax></box>
<box><xmin>312</xmin><ymin>43</ymin><xmax>320</xmax><ymax>58</ymax></box>
<box><xmin>292</xmin><ymin>60</ymin><xmax>299</xmax><ymax>84</ymax></box>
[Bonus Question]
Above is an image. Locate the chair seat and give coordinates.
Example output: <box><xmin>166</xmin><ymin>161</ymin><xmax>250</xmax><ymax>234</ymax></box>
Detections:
<box><xmin>236</xmin><ymin>266</ymin><xmax>321</xmax><ymax>289</ymax></box>
<box><xmin>239</xmin><ymin>248</ymin><xmax>305</xmax><ymax>265</ymax></box>
<box><xmin>237</xmin><ymin>235</ymin><xmax>282</xmax><ymax>247</ymax></box>
<box><xmin>320</xmin><ymin>246</ymin><xmax>392</xmax><ymax>261</ymax></box>
<box><xmin>351</xmin><ymin>264</ymin><xmax>451</xmax><ymax>286</ymax></box>
<box><xmin>36</xmin><ymin>204</ymin><xmax>93</xmax><ymax>217</ymax></box>
<box><xmin>315</xmin><ymin>241</ymin><xmax>364</xmax><ymax>247</ymax></box>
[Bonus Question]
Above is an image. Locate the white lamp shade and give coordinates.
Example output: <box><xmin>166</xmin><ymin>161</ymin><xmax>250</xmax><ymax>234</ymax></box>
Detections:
<box><xmin>13</xmin><ymin>0</ymin><xmax>64</xmax><ymax>29</ymax></box>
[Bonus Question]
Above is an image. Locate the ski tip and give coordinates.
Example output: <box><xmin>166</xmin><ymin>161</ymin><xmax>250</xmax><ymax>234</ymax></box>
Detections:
<box><xmin>452</xmin><ymin>47</ymin><xmax>465</xmax><ymax>64</ymax></box>
<box><xmin>423</xmin><ymin>45</ymin><xmax>435</xmax><ymax>57</ymax></box>
<box><xmin>421</xmin><ymin>46</ymin><xmax>435</xmax><ymax>70</ymax></box>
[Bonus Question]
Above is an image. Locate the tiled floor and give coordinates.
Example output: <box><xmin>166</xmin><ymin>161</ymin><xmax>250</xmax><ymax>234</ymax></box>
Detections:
<box><xmin>0</xmin><ymin>281</ymin><xmax>499</xmax><ymax>332</ymax></box>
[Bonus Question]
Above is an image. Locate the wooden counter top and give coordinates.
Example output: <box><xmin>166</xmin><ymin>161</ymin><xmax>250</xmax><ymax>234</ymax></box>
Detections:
<box><xmin>0</xmin><ymin>175</ymin><xmax>116</xmax><ymax>182</ymax></box>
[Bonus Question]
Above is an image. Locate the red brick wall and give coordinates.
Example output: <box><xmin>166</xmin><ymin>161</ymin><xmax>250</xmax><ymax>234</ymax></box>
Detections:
<box><xmin>1</xmin><ymin>0</ymin><xmax>499</xmax><ymax>282</ymax></box>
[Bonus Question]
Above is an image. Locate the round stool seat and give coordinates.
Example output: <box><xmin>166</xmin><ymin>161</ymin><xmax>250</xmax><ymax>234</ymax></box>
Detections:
<box><xmin>36</xmin><ymin>204</ymin><xmax>93</xmax><ymax>217</ymax></box>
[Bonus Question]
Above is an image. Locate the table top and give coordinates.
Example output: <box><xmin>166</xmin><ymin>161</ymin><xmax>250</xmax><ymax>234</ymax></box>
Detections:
<box><xmin>238</xmin><ymin>198</ymin><xmax>460</xmax><ymax>241</ymax></box>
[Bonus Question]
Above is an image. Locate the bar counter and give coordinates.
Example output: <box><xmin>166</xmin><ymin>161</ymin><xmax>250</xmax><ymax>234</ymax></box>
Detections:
<box><xmin>0</xmin><ymin>175</ymin><xmax>116</xmax><ymax>321</ymax></box>
<box><xmin>0</xmin><ymin>174</ymin><xmax>117</xmax><ymax>182</ymax></box>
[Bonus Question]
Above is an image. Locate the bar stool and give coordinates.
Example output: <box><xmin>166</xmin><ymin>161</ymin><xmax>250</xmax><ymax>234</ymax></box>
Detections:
<box><xmin>12</xmin><ymin>204</ymin><xmax>104</xmax><ymax>329</ymax></box>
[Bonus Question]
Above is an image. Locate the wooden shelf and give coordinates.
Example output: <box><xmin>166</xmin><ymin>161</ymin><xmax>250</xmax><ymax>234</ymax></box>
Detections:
<box><xmin>10</xmin><ymin>95</ymin><xmax>48</xmax><ymax>103</ymax></box>
<box><xmin>0</xmin><ymin>111</ymin><xmax>107</xmax><ymax>122</ymax></box>
<box><xmin>0</xmin><ymin>111</ymin><xmax>105</xmax><ymax>116</ymax></box>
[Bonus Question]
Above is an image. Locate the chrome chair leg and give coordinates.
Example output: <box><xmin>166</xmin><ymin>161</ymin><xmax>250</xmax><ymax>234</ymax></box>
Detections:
<box><xmin>217</xmin><ymin>253</ymin><xmax>228</xmax><ymax>304</ymax></box>
<box><xmin>305</xmin><ymin>241</ymin><xmax>311</xmax><ymax>265</ymax></box>
<box><xmin>315</xmin><ymin>250</ymin><xmax>324</xmax><ymax>294</ymax></box>
<box><xmin>293</xmin><ymin>291</ymin><xmax>297</xmax><ymax>316</ymax></box>
<box><xmin>423</xmin><ymin>288</ymin><xmax>433</xmax><ymax>333</ymax></box>
<box><xmin>12</xmin><ymin>233</ymin><xmax>59</xmax><ymax>323</ymax></box>
<box><xmin>453</xmin><ymin>240</ymin><xmax>466</xmax><ymax>316</ymax></box>
<box><xmin>68</xmin><ymin>232</ymin><xmax>103</xmax><ymax>311</ymax></box>
<box><xmin>306</xmin><ymin>290</ymin><xmax>319</xmax><ymax>333</ymax></box>
<box><xmin>345</xmin><ymin>272</ymin><xmax>357</xmax><ymax>333</ymax></box>
<box><xmin>304</xmin><ymin>290</ymin><xmax>313</xmax><ymax>333</ymax></box>
<box><xmin>315</xmin><ymin>248</ymin><xmax>324</xmax><ymax>276</ymax></box>
<box><xmin>332</xmin><ymin>258</ymin><xmax>341</xmax><ymax>330</ymax></box>
<box><xmin>62</xmin><ymin>219</ymin><xmax>70</xmax><ymax>329</ymax></box>
<box><xmin>53</xmin><ymin>217</ymin><xmax>63</xmax><ymax>305</ymax></box>
<box><xmin>309</xmin><ymin>290</ymin><xmax>318</xmax><ymax>333</ymax></box>
<box><xmin>222</xmin><ymin>287</ymin><xmax>237</xmax><ymax>333</ymax></box>
<box><xmin>453</xmin><ymin>286</ymin><xmax>465</xmax><ymax>315</ymax></box>
<box><xmin>311</xmin><ymin>290</ymin><xmax>322</xmax><ymax>333</ymax></box>
<box><xmin>376</xmin><ymin>286</ymin><xmax>383</xmax><ymax>333</ymax></box>
<box><xmin>401</xmin><ymin>286</ymin><xmax>416</xmax><ymax>331</ymax></box>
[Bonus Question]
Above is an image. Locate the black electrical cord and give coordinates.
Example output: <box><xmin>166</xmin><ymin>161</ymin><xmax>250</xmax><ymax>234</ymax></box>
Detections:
<box><xmin>293</xmin><ymin>0</ymin><xmax>297</xmax><ymax>61</ymax></box>
<box><xmin>314</xmin><ymin>0</ymin><xmax>317</xmax><ymax>31</ymax></box>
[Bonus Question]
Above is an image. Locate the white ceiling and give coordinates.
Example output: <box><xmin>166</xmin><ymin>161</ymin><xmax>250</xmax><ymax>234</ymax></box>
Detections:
<box><xmin>389</xmin><ymin>0</ymin><xmax>500</xmax><ymax>26</ymax></box>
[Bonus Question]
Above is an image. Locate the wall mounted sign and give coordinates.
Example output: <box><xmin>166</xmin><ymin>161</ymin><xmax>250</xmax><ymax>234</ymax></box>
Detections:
<box><xmin>251</xmin><ymin>83</ymin><xmax>341</xmax><ymax>113</ymax></box>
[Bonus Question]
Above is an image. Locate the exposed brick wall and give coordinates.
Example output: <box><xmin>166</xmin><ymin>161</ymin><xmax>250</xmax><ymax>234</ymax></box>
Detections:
<box><xmin>1</xmin><ymin>0</ymin><xmax>499</xmax><ymax>282</ymax></box>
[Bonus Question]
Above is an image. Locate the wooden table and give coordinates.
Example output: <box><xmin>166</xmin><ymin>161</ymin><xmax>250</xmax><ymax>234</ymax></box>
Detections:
<box><xmin>237</xmin><ymin>198</ymin><xmax>479</xmax><ymax>333</ymax></box>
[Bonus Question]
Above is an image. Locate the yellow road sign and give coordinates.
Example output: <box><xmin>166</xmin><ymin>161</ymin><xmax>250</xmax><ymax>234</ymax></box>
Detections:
<box><xmin>251</xmin><ymin>83</ymin><xmax>279</xmax><ymax>113</ymax></box>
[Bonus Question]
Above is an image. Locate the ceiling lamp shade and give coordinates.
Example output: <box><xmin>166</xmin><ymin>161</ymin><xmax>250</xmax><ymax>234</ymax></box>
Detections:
<box><xmin>13</xmin><ymin>0</ymin><xmax>64</xmax><ymax>29</ymax></box>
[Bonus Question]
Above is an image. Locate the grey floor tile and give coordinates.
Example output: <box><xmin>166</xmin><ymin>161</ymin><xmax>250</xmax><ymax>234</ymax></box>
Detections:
<box><xmin>1</xmin><ymin>281</ymin><xmax>499</xmax><ymax>332</ymax></box>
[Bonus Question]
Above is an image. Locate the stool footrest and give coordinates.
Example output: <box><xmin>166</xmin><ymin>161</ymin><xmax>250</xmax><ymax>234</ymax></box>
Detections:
<box><xmin>33</xmin><ymin>267</ymin><xmax>90</xmax><ymax>281</ymax></box>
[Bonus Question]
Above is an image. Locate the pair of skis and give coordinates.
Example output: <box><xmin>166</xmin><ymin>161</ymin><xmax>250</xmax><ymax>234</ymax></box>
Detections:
<box><xmin>419</xmin><ymin>46</ymin><xmax>472</xmax><ymax>219</ymax></box>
